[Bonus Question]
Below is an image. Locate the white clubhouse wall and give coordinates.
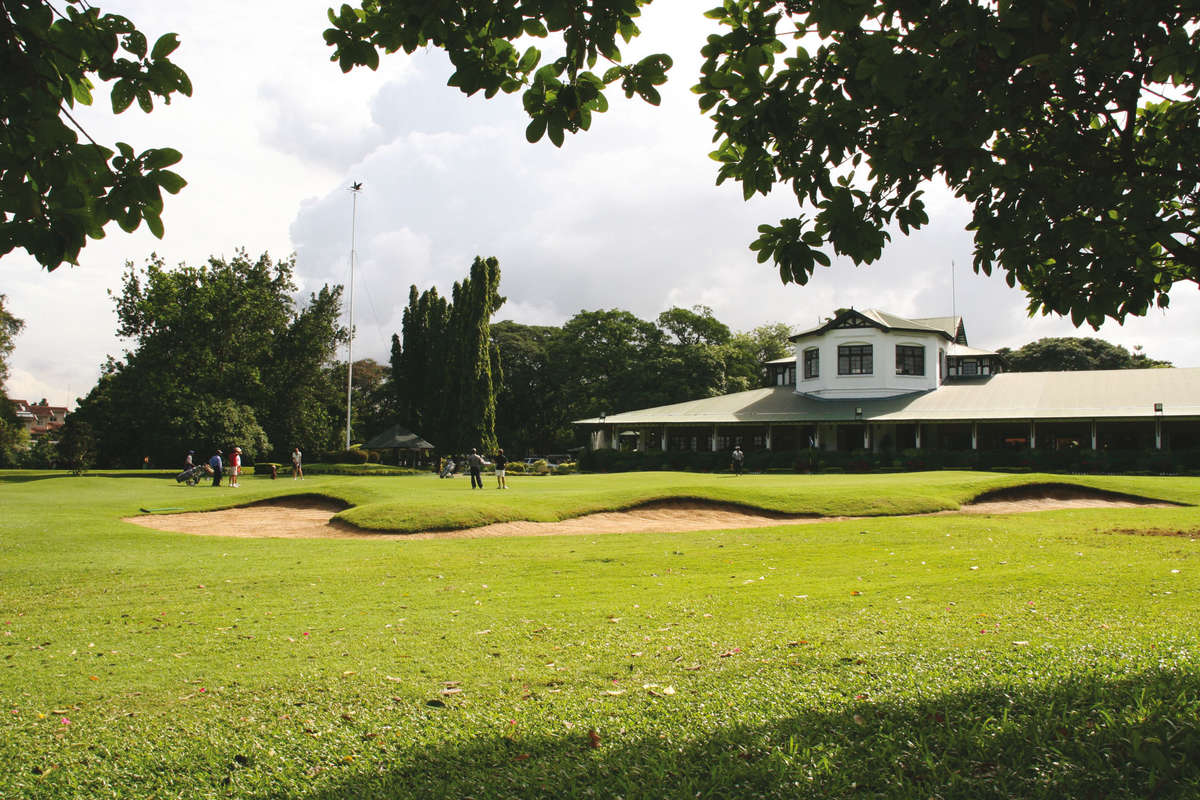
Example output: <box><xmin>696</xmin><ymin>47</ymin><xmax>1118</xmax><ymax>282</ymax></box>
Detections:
<box><xmin>791</xmin><ymin>328</ymin><xmax>945</xmax><ymax>399</ymax></box>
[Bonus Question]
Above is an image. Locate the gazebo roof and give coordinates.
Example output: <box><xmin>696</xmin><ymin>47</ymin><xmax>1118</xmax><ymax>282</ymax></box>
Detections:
<box><xmin>363</xmin><ymin>424</ymin><xmax>435</xmax><ymax>451</ymax></box>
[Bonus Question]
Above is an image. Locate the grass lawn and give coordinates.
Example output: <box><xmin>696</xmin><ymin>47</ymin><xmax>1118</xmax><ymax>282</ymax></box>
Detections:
<box><xmin>1</xmin><ymin>470</ymin><xmax>1199</xmax><ymax>798</ymax></box>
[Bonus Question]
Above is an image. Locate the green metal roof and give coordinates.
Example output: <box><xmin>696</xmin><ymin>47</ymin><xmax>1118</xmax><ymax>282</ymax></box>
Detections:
<box><xmin>790</xmin><ymin>308</ymin><xmax>962</xmax><ymax>343</ymax></box>
<box><xmin>575</xmin><ymin>368</ymin><xmax>1200</xmax><ymax>425</ymax></box>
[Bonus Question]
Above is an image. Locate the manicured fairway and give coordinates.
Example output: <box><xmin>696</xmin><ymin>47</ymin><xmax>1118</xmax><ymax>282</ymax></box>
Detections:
<box><xmin>2</xmin><ymin>470</ymin><xmax>1199</xmax><ymax>798</ymax></box>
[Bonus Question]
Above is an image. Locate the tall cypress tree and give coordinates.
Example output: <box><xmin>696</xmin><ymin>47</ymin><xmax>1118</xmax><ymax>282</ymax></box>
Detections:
<box><xmin>446</xmin><ymin>257</ymin><xmax>505</xmax><ymax>451</ymax></box>
<box><xmin>390</xmin><ymin>260</ymin><xmax>499</xmax><ymax>452</ymax></box>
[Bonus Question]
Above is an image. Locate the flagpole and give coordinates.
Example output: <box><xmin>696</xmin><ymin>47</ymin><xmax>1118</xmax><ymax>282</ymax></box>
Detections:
<box><xmin>345</xmin><ymin>181</ymin><xmax>362</xmax><ymax>451</ymax></box>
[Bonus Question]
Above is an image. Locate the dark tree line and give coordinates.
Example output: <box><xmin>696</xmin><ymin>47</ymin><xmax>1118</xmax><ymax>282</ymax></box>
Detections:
<box><xmin>484</xmin><ymin>308</ymin><xmax>792</xmax><ymax>457</ymax></box>
<box><xmin>998</xmin><ymin>338</ymin><xmax>1172</xmax><ymax>372</ymax></box>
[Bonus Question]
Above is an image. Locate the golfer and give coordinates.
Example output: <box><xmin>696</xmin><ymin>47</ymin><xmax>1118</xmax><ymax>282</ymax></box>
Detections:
<box><xmin>209</xmin><ymin>449</ymin><xmax>223</xmax><ymax>487</ymax></box>
<box><xmin>494</xmin><ymin>448</ymin><xmax>508</xmax><ymax>489</ymax></box>
<box><xmin>467</xmin><ymin>448</ymin><xmax>484</xmax><ymax>489</ymax></box>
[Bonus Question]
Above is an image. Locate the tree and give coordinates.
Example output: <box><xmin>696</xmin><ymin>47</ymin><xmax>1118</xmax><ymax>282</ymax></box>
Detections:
<box><xmin>71</xmin><ymin>251</ymin><xmax>344</xmax><ymax>466</ymax></box>
<box><xmin>326</xmin><ymin>1</ymin><xmax>1200</xmax><ymax>327</ymax></box>
<box><xmin>0</xmin><ymin>295</ymin><xmax>26</xmax><ymax>463</ymax></box>
<box><xmin>657</xmin><ymin>305</ymin><xmax>731</xmax><ymax>348</ymax></box>
<box><xmin>491</xmin><ymin>320</ymin><xmax>567</xmax><ymax>455</ymax></box>
<box><xmin>1</xmin><ymin>1</ymin><xmax>191</xmax><ymax>269</ymax></box>
<box><xmin>390</xmin><ymin>257</ymin><xmax>505</xmax><ymax>453</ymax></box>
<box><xmin>726</xmin><ymin>321</ymin><xmax>793</xmax><ymax>389</ymax></box>
<box><xmin>546</xmin><ymin>309</ymin><xmax>665</xmax><ymax>422</ymax></box>
<box><xmin>55</xmin><ymin>416</ymin><xmax>95</xmax><ymax>474</ymax></box>
<box><xmin>997</xmin><ymin>337</ymin><xmax>1172</xmax><ymax>372</ymax></box>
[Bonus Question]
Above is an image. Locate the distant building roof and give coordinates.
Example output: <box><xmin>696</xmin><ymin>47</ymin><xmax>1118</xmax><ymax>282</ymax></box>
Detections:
<box><xmin>362</xmin><ymin>424</ymin><xmax>435</xmax><ymax>451</ymax></box>
<box><xmin>576</xmin><ymin>368</ymin><xmax>1200</xmax><ymax>425</ymax></box>
<box><xmin>945</xmin><ymin>342</ymin><xmax>998</xmax><ymax>358</ymax></box>
<box><xmin>790</xmin><ymin>309</ymin><xmax>966</xmax><ymax>344</ymax></box>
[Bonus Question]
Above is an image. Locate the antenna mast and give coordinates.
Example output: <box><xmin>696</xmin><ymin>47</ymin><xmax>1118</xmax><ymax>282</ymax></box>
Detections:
<box><xmin>345</xmin><ymin>181</ymin><xmax>362</xmax><ymax>451</ymax></box>
<box><xmin>951</xmin><ymin>259</ymin><xmax>957</xmax><ymax>322</ymax></box>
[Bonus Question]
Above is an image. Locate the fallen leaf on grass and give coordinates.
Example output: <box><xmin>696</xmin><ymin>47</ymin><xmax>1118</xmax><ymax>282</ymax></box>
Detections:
<box><xmin>588</xmin><ymin>729</ymin><xmax>601</xmax><ymax>748</ymax></box>
<box><xmin>718</xmin><ymin>648</ymin><xmax>742</xmax><ymax>658</ymax></box>
<box><xmin>603</xmin><ymin>689</ymin><xmax>625</xmax><ymax>696</ymax></box>
<box><xmin>441</xmin><ymin>687</ymin><xmax>462</xmax><ymax>696</ymax></box>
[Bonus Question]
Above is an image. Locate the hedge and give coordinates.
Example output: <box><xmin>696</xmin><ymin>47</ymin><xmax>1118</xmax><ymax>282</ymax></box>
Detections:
<box><xmin>579</xmin><ymin>447</ymin><xmax>1200</xmax><ymax>475</ymax></box>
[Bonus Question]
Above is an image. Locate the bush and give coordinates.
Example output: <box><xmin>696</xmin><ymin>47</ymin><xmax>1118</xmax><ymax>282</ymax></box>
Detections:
<box><xmin>326</xmin><ymin>448</ymin><xmax>369</xmax><ymax>464</ymax></box>
<box><xmin>304</xmin><ymin>462</ymin><xmax>424</xmax><ymax>476</ymax></box>
<box><xmin>576</xmin><ymin>445</ymin><xmax>1200</xmax><ymax>475</ymax></box>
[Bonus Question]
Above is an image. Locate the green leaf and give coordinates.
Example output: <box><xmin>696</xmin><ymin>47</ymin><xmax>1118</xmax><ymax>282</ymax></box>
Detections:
<box><xmin>144</xmin><ymin>209</ymin><xmax>164</xmax><ymax>239</ymax></box>
<box><xmin>547</xmin><ymin>123</ymin><xmax>565</xmax><ymax>147</ymax></box>
<box><xmin>143</xmin><ymin>148</ymin><xmax>183</xmax><ymax>170</ymax></box>
<box><xmin>156</xmin><ymin>171</ymin><xmax>187</xmax><ymax>194</ymax></box>
<box><xmin>151</xmin><ymin>33</ymin><xmax>181</xmax><ymax>60</ymax></box>
<box><xmin>518</xmin><ymin>46</ymin><xmax>541</xmax><ymax>74</ymax></box>
<box><xmin>522</xmin><ymin>19</ymin><xmax>548</xmax><ymax>37</ymax></box>
<box><xmin>124</xmin><ymin>30</ymin><xmax>148</xmax><ymax>59</ymax></box>
<box><xmin>637</xmin><ymin>85</ymin><xmax>661</xmax><ymax>105</ymax></box>
<box><xmin>111</xmin><ymin>79</ymin><xmax>135</xmax><ymax>113</ymax></box>
<box><xmin>525</xmin><ymin>117</ymin><xmax>547</xmax><ymax>144</ymax></box>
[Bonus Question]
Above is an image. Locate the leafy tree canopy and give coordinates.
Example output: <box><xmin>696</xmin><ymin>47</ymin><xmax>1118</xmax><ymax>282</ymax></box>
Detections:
<box><xmin>0</xmin><ymin>293</ymin><xmax>24</xmax><ymax>393</ymax></box>
<box><xmin>996</xmin><ymin>337</ymin><xmax>1172</xmax><ymax>372</ymax></box>
<box><xmin>72</xmin><ymin>251</ymin><xmax>344</xmax><ymax>466</ymax></box>
<box><xmin>1</xmin><ymin>0</ymin><xmax>190</xmax><ymax>269</ymax></box>
<box><xmin>326</xmin><ymin>1</ymin><xmax>1200</xmax><ymax>327</ymax></box>
<box><xmin>0</xmin><ymin>295</ymin><xmax>27</xmax><ymax>464</ymax></box>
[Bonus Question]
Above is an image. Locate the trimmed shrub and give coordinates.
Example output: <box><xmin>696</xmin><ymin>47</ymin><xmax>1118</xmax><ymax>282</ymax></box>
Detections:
<box><xmin>326</xmin><ymin>448</ymin><xmax>369</xmax><ymax>464</ymax></box>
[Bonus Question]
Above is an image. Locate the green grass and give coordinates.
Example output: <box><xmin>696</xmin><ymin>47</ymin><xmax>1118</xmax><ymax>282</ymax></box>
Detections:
<box><xmin>2</xmin><ymin>470</ymin><xmax>1199</xmax><ymax>798</ymax></box>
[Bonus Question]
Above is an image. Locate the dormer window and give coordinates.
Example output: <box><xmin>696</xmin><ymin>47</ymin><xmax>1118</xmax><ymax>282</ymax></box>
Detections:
<box><xmin>896</xmin><ymin>345</ymin><xmax>925</xmax><ymax>376</ymax></box>
<box><xmin>838</xmin><ymin>344</ymin><xmax>872</xmax><ymax>375</ymax></box>
<box><xmin>803</xmin><ymin>348</ymin><xmax>819</xmax><ymax>379</ymax></box>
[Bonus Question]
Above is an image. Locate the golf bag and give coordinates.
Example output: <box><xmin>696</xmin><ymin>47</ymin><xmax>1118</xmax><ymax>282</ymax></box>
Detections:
<box><xmin>175</xmin><ymin>464</ymin><xmax>208</xmax><ymax>486</ymax></box>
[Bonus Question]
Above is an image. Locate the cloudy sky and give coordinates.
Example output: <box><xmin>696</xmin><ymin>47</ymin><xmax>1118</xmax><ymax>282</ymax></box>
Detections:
<box><xmin>6</xmin><ymin>1</ymin><xmax>1198</xmax><ymax>407</ymax></box>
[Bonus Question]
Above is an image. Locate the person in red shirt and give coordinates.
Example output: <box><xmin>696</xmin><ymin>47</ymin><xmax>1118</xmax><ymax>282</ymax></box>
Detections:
<box><xmin>230</xmin><ymin>446</ymin><xmax>242</xmax><ymax>487</ymax></box>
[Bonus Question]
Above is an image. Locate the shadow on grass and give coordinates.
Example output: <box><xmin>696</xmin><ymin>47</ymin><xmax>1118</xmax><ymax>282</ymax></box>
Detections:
<box><xmin>274</xmin><ymin>667</ymin><xmax>1199</xmax><ymax>800</ymax></box>
<box><xmin>0</xmin><ymin>470</ymin><xmax>179</xmax><ymax>484</ymax></box>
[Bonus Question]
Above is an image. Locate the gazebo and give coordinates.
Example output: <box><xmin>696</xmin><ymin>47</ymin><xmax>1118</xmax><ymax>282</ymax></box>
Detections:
<box><xmin>362</xmin><ymin>424</ymin><xmax>435</xmax><ymax>467</ymax></box>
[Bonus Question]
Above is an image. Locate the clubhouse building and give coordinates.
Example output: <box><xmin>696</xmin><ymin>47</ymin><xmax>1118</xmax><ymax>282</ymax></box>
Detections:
<box><xmin>576</xmin><ymin>308</ymin><xmax>1200</xmax><ymax>456</ymax></box>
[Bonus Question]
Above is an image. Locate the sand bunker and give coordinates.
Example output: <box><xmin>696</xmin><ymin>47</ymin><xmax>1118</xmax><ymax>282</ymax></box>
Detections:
<box><xmin>123</xmin><ymin>485</ymin><xmax>1180</xmax><ymax>541</ymax></box>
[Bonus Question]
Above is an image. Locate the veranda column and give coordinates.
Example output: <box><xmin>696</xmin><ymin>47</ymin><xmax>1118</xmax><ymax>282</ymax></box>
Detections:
<box><xmin>711</xmin><ymin>425</ymin><xmax>719</xmax><ymax>453</ymax></box>
<box><xmin>766</xmin><ymin>424</ymin><xmax>773</xmax><ymax>451</ymax></box>
<box><xmin>1156</xmin><ymin>418</ymin><xmax>1163</xmax><ymax>450</ymax></box>
<box><xmin>661</xmin><ymin>426</ymin><xmax>668</xmax><ymax>451</ymax></box>
<box><xmin>915</xmin><ymin>423</ymin><xmax>922</xmax><ymax>449</ymax></box>
<box><xmin>1090</xmin><ymin>421</ymin><xmax>1097</xmax><ymax>450</ymax></box>
<box><xmin>1029</xmin><ymin>421</ymin><xmax>1036</xmax><ymax>449</ymax></box>
<box><xmin>971</xmin><ymin>422</ymin><xmax>978</xmax><ymax>450</ymax></box>
<box><xmin>863</xmin><ymin>425</ymin><xmax>870</xmax><ymax>450</ymax></box>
